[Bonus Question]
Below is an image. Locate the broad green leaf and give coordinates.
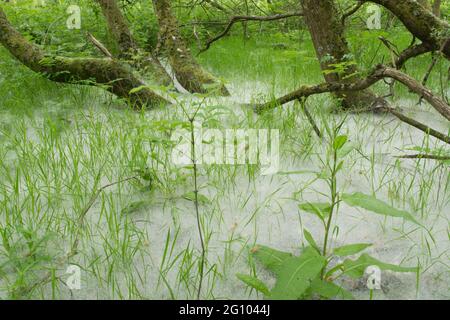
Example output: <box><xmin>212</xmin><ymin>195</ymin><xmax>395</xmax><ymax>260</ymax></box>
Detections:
<box><xmin>333</xmin><ymin>243</ymin><xmax>372</xmax><ymax>257</ymax></box>
<box><xmin>309</xmin><ymin>278</ymin><xmax>354</xmax><ymax>300</ymax></box>
<box><xmin>303</xmin><ymin>229</ymin><xmax>321</xmax><ymax>254</ymax></box>
<box><xmin>182</xmin><ymin>192</ymin><xmax>211</xmax><ymax>205</ymax></box>
<box><xmin>337</xmin><ymin>142</ymin><xmax>356</xmax><ymax>158</ymax></box>
<box><xmin>342</xmin><ymin>192</ymin><xmax>420</xmax><ymax>225</ymax></box>
<box><xmin>342</xmin><ymin>253</ymin><xmax>418</xmax><ymax>278</ymax></box>
<box><xmin>333</xmin><ymin>135</ymin><xmax>348</xmax><ymax>150</ymax></box>
<box><xmin>251</xmin><ymin>245</ymin><xmax>293</xmax><ymax>275</ymax></box>
<box><xmin>298</xmin><ymin>202</ymin><xmax>331</xmax><ymax>221</ymax></box>
<box><xmin>269</xmin><ymin>247</ymin><xmax>326</xmax><ymax>300</ymax></box>
<box><xmin>236</xmin><ymin>274</ymin><xmax>270</xmax><ymax>296</ymax></box>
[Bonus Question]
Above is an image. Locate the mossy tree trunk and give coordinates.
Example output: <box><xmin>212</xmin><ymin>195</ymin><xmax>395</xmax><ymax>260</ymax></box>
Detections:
<box><xmin>96</xmin><ymin>0</ymin><xmax>173</xmax><ymax>87</ymax></box>
<box><xmin>433</xmin><ymin>0</ymin><xmax>442</xmax><ymax>17</ymax></box>
<box><xmin>0</xmin><ymin>8</ymin><xmax>168</xmax><ymax>108</ymax></box>
<box><xmin>417</xmin><ymin>0</ymin><xmax>432</xmax><ymax>11</ymax></box>
<box><xmin>364</xmin><ymin>0</ymin><xmax>450</xmax><ymax>59</ymax></box>
<box><xmin>152</xmin><ymin>0</ymin><xmax>229</xmax><ymax>95</ymax></box>
<box><xmin>301</xmin><ymin>0</ymin><xmax>380</xmax><ymax>110</ymax></box>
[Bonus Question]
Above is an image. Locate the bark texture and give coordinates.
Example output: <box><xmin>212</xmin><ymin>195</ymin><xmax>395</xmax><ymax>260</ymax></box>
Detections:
<box><xmin>96</xmin><ymin>0</ymin><xmax>173</xmax><ymax>86</ymax></box>
<box><xmin>364</xmin><ymin>0</ymin><xmax>450</xmax><ymax>59</ymax></box>
<box><xmin>0</xmin><ymin>8</ymin><xmax>168</xmax><ymax>108</ymax></box>
<box><xmin>152</xmin><ymin>0</ymin><xmax>229</xmax><ymax>95</ymax></box>
<box><xmin>301</xmin><ymin>0</ymin><xmax>379</xmax><ymax>109</ymax></box>
<box><xmin>258</xmin><ymin>65</ymin><xmax>450</xmax><ymax>122</ymax></box>
<box><xmin>433</xmin><ymin>0</ymin><xmax>442</xmax><ymax>17</ymax></box>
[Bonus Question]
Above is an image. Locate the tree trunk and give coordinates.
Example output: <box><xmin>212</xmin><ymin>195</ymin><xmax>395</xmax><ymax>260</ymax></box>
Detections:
<box><xmin>96</xmin><ymin>0</ymin><xmax>173</xmax><ymax>87</ymax></box>
<box><xmin>0</xmin><ymin>8</ymin><xmax>168</xmax><ymax>108</ymax></box>
<box><xmin>301</xmin><ymin>0</ymin><xmax>379</xmax><ymax>110</ymax></box>
<box><xmin>364</xmin><ymin>0</ymin><xmax>450</xmax><ymax>59</ymax></box>
<box><xmin>152</xmin><ymin>0</ymin><xmax>229</xmax><ymax>95</ymax></box>
<box><xmin>417</xmin><ymin>0</ymin><xmax>432</xmax><ymax>11</ymax></box>
<box><xmin>433</xmin><ymin>0</ymin><xmax>442</xmax><ymax>17</ymax></box>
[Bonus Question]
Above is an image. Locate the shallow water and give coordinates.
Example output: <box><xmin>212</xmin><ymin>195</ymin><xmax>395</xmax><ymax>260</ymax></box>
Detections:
<box><xmin>0</xmin><ymin>80</ymin><xmax>449</xmax><ymax>300</ymax></box>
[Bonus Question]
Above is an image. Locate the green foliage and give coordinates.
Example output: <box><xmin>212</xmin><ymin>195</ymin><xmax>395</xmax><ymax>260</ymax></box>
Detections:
<box><xmin>239</xmin><ymin>125</ymin><xmax>419</xmax><ymax>300</ymax></box>
<box><xmin>342</xmin><ymin>192</ymin><xmax>421</xmax><ymax>225</ymax></box>
<box><xmin>333</xmin><ymin>243</ymin><xmax>373</xmax><ymax>257</ymax></box>
<box><xmin>269</xmin><ymin>247</ymin><xmax>326</xmax><ymax>300</ymax></box>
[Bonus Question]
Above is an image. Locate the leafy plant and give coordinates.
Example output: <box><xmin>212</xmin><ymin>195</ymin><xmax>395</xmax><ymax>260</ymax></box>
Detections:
<box><xmin>238</xmin><ymin>121</ymin><xmax>419</xmax><ymax>300</ymax></box>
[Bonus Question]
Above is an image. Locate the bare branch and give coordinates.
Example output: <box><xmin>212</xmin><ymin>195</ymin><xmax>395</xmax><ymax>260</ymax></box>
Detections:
<box><xmin>381</xmin><ymin>107</ymin><xmax>450</xmax><ymax>145</ymax></box>
<box><xmin>396</xmin><ymin>154</ymin><xmax>450</xmax><ymax>160</ymax></box>
<box><xmin>86</xmin><ymin>32</ymin><xmax>113</xmax><ymax>58</ymax></box>
<box><xmin>199</xmin><ymin>12</ymin><xmax>303</xmax><ymax>54</ymax></box>
<box><xmin>341</xmin><ymin>1</ymin><xmax>364</xmax><ymax>26</ymax></box>
<box><xmin>395</xmin><ymin>43</ymin><xmax>433</xmax><ymax>69</ymax></box>
<box><xmin>257</xmin><ymin>65</ymin><xmax>450</xmax><ymax>122</ymax></box>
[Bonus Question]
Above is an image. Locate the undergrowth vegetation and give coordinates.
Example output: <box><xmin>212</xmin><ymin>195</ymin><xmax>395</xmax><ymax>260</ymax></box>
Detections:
<box><xmin>0</xmin><ymin>0</ymin><xmax>449</xmax><ymax>300</ymax></box>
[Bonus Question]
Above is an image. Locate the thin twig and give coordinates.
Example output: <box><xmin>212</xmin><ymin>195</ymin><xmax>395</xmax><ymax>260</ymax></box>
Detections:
<box><xmin>199</xmin><ymin>12</ymin><xmax>303</xmax><ymax>54</ymax></box>
<box><xmin>299</xmin><ymin>98</ymin><xmax>322</xmax><ymax>138</ymax></box>
<box><xmin>86</xmin><ymin>32</ymin><xmax>113</xmax><ymax>58</ymax></box>
<box><xmin>396</xmin><ymin>154</ymin><xmax>450</xmax><ymax>161</ymax></box>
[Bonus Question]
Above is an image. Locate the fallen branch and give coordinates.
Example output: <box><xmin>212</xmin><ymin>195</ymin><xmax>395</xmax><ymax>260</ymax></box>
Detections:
<box><xmin>380</xmin><ymin>106</ymin><xmax>450</xmax><ymax>145</ymax></box>
<box><xmin>256</xmin><ymin>65</ymin><xmax>450</xmax><ymax>122</ymax></box>
<box><xmin>395</xmin><ymin>43</ymin><xmax>432</xmax><ymax>69</ymax></box>
<box><xmin>0</xmin><ymin>8</ymin><xmax>169</xmax><ymax>108</ymax></box>
<box><xmin>86</xmin><ymin>32</ymin><xmax>113</xmax><ymax>58</ymax></box>
<box><xmin>396</xmin><ymin>154</ymin><xmax>450</xmax><ymax>161</ymax></box>
<box><xmin>199</xmin><ymin>12</ymin><xmax>303</xmax><ymax>54</ymax></box>
<box><xmin>299</xmin><ymin>98</ymin><xmax>322</xmax><ymax>138</ymax></box>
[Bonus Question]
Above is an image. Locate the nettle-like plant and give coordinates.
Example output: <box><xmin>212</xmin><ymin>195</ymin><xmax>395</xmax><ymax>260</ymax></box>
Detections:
<box><xmin>238</xmin><ymin>121</ymin><xmax>421</xmax><ymax>300</ymax></box>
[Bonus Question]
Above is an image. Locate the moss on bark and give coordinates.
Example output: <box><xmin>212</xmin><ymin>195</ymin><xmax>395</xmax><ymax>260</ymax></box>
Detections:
<box><xmin>301</xmin><ymin>0</ymin><xmax>379</xmax><ymax>109</ymax></box>
<box><xmin>0</xmin><ymin>8</ymin><xmax>168</xmax><ymax>108</ymax></box>
<box><xmin>152</xmin><ymin>0</ymin><xmax>229</xmax><ymax>95</ymax></box>
<box><xmin>96</xmin><ymin>0</ymin><xmax>173</xmax><ymax>87</ymax></box>
<box><xmin>365</xmin><ymin>0</ymin><xmax>450</xmax><ymax>59</ymax></box>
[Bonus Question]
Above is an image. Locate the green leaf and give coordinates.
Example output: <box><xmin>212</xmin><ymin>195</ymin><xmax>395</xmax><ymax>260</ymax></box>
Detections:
<box><xmin>129</xmin><ymin>85</ymin><xmax>148</xmax><ymax>95</ymax></box>
<box><xmin>298</xmin><ymin>202</ymin><xmax>331</xmax><ymax>221</ymax></box>
<box><xmin>121</xmin><ymin>200</ymin><xmax>151</xmax><ymax>215</ymax></box>
<box><xmin>333</xmin><ymin>243</ymin><xmax>372</xmax><ymax>257</ymax></box>
<box><xmin>333</xmin><ymin>135</ymin><xmax>348</xmax><ymax>150</ymax></box>
<box><xmin>342</xmin><ymin>192</ymin><xmax>420</xmax><ymax>225</ymax></box>
<box><xmin>303</xmin><ymin>229</ymin><xmax>321</xmax><ymax>254</ymax></box>
<box><xmin>251</xmin><ymin>245</ymin><xmax>293</xmax><ymax>275</ymax></box>
<box><xmin>309</xmin><ymin>278</ymin><xmax>354</xmax><ymax>300</ymax></box>
<box><xmin>269</xmin><ymin>247</ymin><xmax>326</xmax><ymax>300</ymax></box>
<box><xmin>182</xmin><ymin>191</ymin><xmax>211</xmax><ymax>205</ymax></box>
<box><xmin>236</xmin><ymin>274</ymin><xmax>270</xmax><ymax>296</ymax></box>
<box><xmin>337</xmin><ymin>142</ymin><xmax>356</xmax><ymax>158</ymax></box>
<box><xmin>342</xmin><ymin>253</ymin><xmax>418</xmax><ymax>278</ymax></box>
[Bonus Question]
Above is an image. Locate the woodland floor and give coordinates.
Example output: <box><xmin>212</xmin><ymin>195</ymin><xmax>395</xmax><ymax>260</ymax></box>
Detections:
<box><xmin>0</xmin><ymin>32</ymin><xmax>449</xmax><ymax>299</ymax></box>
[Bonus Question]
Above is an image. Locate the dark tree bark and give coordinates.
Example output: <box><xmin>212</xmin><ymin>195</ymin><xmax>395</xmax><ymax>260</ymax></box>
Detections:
<box><xmin>301</xmin><ymin>0</ymin><xmax>380</xmax><ymax>109</ymax></box>
<box><xmin>257</xmin><ymin>65</ymin><xmax>450</xmax><ymax>123</ymax></box>
<box><xmin>417</xmin><ymin>0</ymin><xmax>432</xmax><ymax>11</ymax></box>
<box><xmin>363</xmin><ymin>0</ymin><xmax>450</xmax><ymax>59</ymax></box>
<box><xmin>152</xmin><ymin>0</ymin><xmax>229</xmax><ymax>95</ymax></box>
<box><xmin>0</xmin><ymin>8</ymin><xmax>168</xmax><ymax>108</ymax></box>
<box><xmin>96</xmin><ymin>0</ymin><xmax>173</xmax><ymax>87</ymax></box>
<box><xmin>433</xmin><ymin>0</ymin><xmax>442</xmax><ymax>17</ymax></box>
